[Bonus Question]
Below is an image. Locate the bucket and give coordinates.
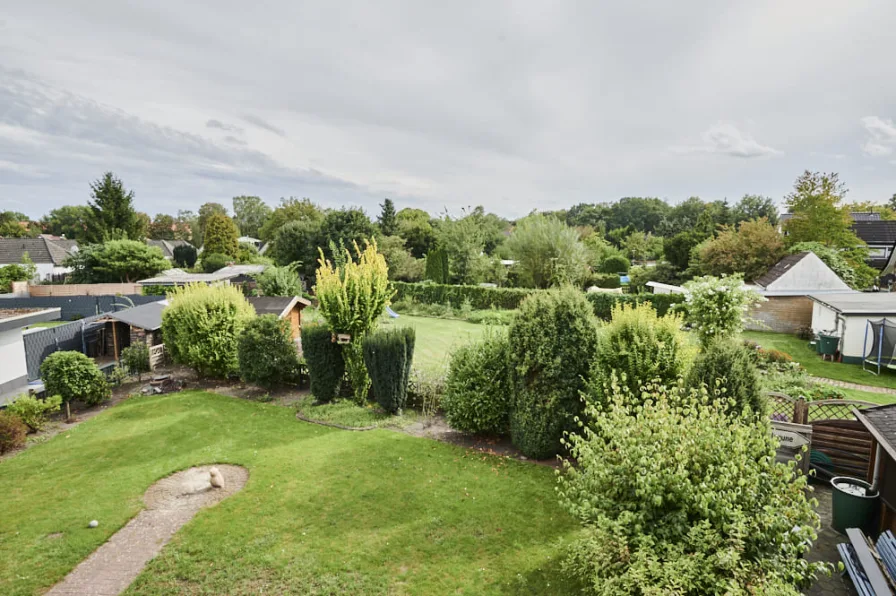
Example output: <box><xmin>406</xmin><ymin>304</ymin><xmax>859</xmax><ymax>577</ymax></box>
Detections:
<box><xmin>831</xmin><ymin>476</ymin><xmax>879</xmax><ymax>535</ymax></box>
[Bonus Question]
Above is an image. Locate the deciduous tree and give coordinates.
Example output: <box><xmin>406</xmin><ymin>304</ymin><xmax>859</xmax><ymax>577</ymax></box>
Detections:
<box><xmin>232</xmin><ymin>195</ymin><xmax>272</xmax><ymax>238</ymax></box>
<box><xmin>784</xmin><ymin>171</ymin><xmax>860</xmax><ymax>249</ymax></box>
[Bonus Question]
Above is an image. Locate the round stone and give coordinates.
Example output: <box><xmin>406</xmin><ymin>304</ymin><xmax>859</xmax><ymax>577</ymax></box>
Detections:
<box><xmin>88</xmin><ymin>520</ymin><xmax>99</xmax><ymax>528</ymax></box>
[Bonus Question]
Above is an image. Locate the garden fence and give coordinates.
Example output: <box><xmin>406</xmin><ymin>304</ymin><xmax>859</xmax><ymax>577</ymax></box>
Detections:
<box><xmin>22</xmin><ymin>315</ymin><xmax>106</xmax><ymax>381</ymax></box>
<box><xmin>0</xmin><ymin>295</ymin><xmax>162</xmax><ymax>321</ymax></box>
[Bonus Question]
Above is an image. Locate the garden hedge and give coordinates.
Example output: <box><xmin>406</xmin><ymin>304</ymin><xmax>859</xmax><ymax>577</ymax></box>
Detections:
<box><xmin>362</xmin><ymin>327</ymin><xmax>416</xmax><ymax>414</ymax></box>
<box><xmin>301</xmin><ymin>324</ymin><xmax>345</xmax><ymax>402</ymax></box>
<box><xmin>392</xmin><ymin>281</ymin><xmax>685</xmax><ymax>319</ymax></box>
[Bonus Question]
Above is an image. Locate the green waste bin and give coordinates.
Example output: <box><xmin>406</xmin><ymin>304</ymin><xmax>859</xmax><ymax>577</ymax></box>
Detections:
<box><xmin>831</xmin><ymin>476</ymin><xmax>878</xmax><ymax>535</ymax></box>
<box><xmin>818</xmin><ymin>334</ymin><xmax>839</xmax><ymax>358</ymax></box>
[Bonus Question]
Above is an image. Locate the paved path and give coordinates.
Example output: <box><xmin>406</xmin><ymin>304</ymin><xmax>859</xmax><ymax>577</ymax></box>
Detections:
<box><xmin>47</xmin><ymin>465</ymin><xmax>248</xmax><ymax>596</ymax></box>
<box><xmin>806</xmin><ymin>485</ymin><xmax>856</xmax><ymax>596</ymax></box>
<box><xmin>809</xmin><ymin>376</ymin><xmax>896</xmax><ymax>396</ymax></box>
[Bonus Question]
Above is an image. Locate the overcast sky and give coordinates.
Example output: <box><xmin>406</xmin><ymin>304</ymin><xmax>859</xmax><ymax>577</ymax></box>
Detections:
<box><xmin>2</xmin><ymin>1</ymin><xmax>895</xmax><ymax>220</ymax></box>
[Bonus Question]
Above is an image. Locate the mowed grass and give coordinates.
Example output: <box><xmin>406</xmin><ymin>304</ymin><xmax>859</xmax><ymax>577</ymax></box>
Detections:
<box><xmin>0</xmin><ymin>391</ymin><xmax>576</xmax><ymax>595</ymax></box>
<box><xmin>380</xmin><ymin>314</ymin><xmax>498</xmax><ymax>374</ymax></box>
<box><xmin>742</xmin><ymin>330</ymin><xmax>896</xmax><ymax>390</ymax></box>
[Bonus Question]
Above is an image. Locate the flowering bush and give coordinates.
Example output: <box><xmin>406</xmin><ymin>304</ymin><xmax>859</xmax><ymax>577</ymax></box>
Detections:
<box><xmin>680</xmin><ymin>275</ymin><xmax>764</xmax><ymax>346</ymax></box>
<box><xmin>558</xmin><ymin>380</ymin><xmax>828</xmax><ymax>594</ymax></box>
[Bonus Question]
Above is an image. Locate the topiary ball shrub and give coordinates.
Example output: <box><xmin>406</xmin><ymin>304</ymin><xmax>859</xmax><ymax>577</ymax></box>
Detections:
<box><xmin>40</xmin><ymin>351</ymin><xmax>110</xmax><ymax>407</ymax></box>
<box><xmin>362</xmin><ymin>327</ymin><xmax>416</xmax><ymax>414</ymax></box>
<box><xmin>508</xmin><ymin>286</ymin><xmax>598</xmax><ymax>459</ymax></box>
<box><xmin>120</xmin><ymin>343</ymin><xmax>151</xmax><ymax>379</ymax></box>
<box><xmin>0</xmin><ymin>411</ymin><xmax>27</xmax><ymax>453</ymax></box>
<box><xmin>6</xmin><ymin>394</ymin><xmax>62</xmax><ymax>432</ymax></box>
<box><xmin>301</xmin><ymin>324</ymin><xmax>345</xmax><ymax>403</ymax></box>
<box><xmin>443</xmin><ymin>331</ymin><xmax>511</xmax><ymax>435</ymax></box>
<box><xmin>598</xmin><ymin>254</ymin><xmax>630</xmax><ymax>274</ymax></box>
<box><xmin>586</xmin><ymin>303</ymin><xmax>691</xmax><ymax>411</ymax></box>
<box><xmin>201</xmin><ymin>252</ymin><xmax>229</xmax><ymax>273</ymax></box>
<box><xmin>162</xmin><ymin>283</ymin><xmax>256</xmax><ymax>377</ymax></box>
<box><xmin>687</xmin><ymin>338</ymin><xmax>765</xmax><ymax>418</ymax></box>
<box><xmin>238</xmin><ymin>315</ymin><xmax>301</xmax><ymax>390</ymax></box>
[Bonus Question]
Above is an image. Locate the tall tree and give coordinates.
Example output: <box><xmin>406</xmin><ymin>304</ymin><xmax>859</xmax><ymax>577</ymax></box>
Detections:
<box><xmin>84</xmin><ymin>172</ymin><xmax>143</xmax><ymax>242</ymax></box>
<box><xmin>437</xmin><ymin>209</ymin><xmax>487</xmax><ymax>285</ymax></box>
<box><xmin>396</xmin><ymin>208</ymin><xmax>437</xmax><ymax>258</ymax></box>
<box><xmin>258</xmin><ymin>197</ymin><xmax>323</xmax><ymax>242</ymax></box>
<box><xmin>202</xmin><ymin>213</ymin><xmax>239</xmax><ymax>258</ymax></box>
<box><xmin>148</xmin><ymin>213</ymin><xmax>176</xmax><ymax>240</ymax></box>
<box><xmin>694</xmin><ymin>218</ymin><xmax>785</xmax><ymax>281</ymax></box>
<box><xmin>320</xmin><ymin>208</ymin><xmax>376</xmax><ymax>260</ymax></box>
<box><xmin>270</xmin><ymin>218</ymin><xmax>324</xmax><ymax>279</ymax></box>
<box><xmin>41</xmin><ymin>205</ymin><xmax>91</xmax><ymax>240</ymax></box>
<box><xmin>505</xmin><ymin>214</ymin><xmax>589</xmax><ymax>288</ymax></box>
<box><xmin>0</xmin><ymin>211</ymin><xmax>39</xmax><ymax>238</ymax></box>
<box><xmin>606</xmin><ymin>197</ymin><xmax>671</xmax><ymax>233</ymax></box>
<box><xmin>733</xmin><ymin>194</ymin><xmax>779</xmax><ymax>226</ymax></box>
<box><xmin>174</xmin><ymin>210</ymin><xmax>196</xmax><ymax>242</ymax></box>
<box><xmin>64</xmin><ymin>240</ymin><xmax>168</xmax><ymax>283</ymax></box>
<box><xmin>377</xmin><ymin>198</ymin><xmax>398</xmax><ymax>236</ymax></box>
<box><xmin>232</xmin><ymin>195</ymin><xmax>272</xmax><ymax>239</ymax></box>
<box><xmin>195</xmin><ymin>202</ymin><xmax>228</xmax><ymax>248</ymax></box>
<box><xmin>565</xmin><ymin>203</ymin><xmax>609</xmax><ymax>228</ymax></box>
<box><xmin>783</xmin><ymin>171</ymin><xmax>861</xmax><ymax>249</ymax></box>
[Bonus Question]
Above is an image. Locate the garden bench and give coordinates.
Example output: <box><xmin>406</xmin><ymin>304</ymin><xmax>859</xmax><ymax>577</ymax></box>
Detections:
<box><xmin>837</xmin><ymin>527</ymin><xmax>896</xmax><ymax>595</ymax></box>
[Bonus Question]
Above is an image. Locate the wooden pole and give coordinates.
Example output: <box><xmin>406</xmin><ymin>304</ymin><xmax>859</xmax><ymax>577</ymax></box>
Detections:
<box><xmin>112</xmin><ymin>322</ymin><xmax>119</xmax><ymax>363</ymax></box>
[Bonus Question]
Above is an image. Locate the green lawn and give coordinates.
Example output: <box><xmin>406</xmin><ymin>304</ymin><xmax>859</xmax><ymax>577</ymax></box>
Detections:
<box><xmin>743</xmin><ymin>330</ymin><xmax>896</xmax><ymax>390</ymax></box>
<box><xmin>24</xmin><ymin>321</ymin><xmax>67</xmax><ymax>329</ymax></box>
<box><xmin>380</xmin><ymin>314</ymin><xmax>498</xmax><ymax>374</ymax></box>
<box><xmin>0</xmin><ymin>391</ymin><xmax>576</xmax><ymax>595</ymax></box>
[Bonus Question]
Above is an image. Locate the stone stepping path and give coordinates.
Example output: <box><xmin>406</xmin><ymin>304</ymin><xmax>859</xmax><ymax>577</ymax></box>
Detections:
<box><xmin>809</xmin><ymin>376</ymin><xmax>896</xmax><ymax>396</ymax></box>
<box><xmin>47</xmin><ymin>465</ymin><xmax>248</xmax><ymax>596</ymax></box>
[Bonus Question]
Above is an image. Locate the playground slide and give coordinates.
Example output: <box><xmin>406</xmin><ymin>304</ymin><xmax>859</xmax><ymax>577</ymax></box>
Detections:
<box><xmin>385</xmin><ymin>306</ymin><xmax>400</xmax><ymax>318</ymax></box>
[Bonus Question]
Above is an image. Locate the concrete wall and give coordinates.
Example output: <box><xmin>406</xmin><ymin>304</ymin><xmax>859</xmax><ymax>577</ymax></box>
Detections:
<box><xmin>746</xmin><ymin>296</ymin><xmax>813</xmax><ymax>333</ymax></box>
<box><xmin>0</xmin><ymin>328</ymin><xmax>28</xmax><ymax>401</ymax></box>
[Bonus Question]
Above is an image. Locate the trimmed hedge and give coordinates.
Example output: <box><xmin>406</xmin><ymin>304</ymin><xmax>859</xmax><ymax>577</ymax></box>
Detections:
<box><xmin>424</xmin><ymin>249</ymin><xmax>449</xmax><ymax>284</ymax></box>
<box><xmin>238</xmin><ymin>315</ymin><xmax>301</xmax><ymax>390</ymax></box>
<box><xmin>142</xmin><ymin>285</ymin><xmax>169</xmax><ymax>296</ymax></box>
<box><xmin>443</xmin><ymin>332</ymin><xmax>511</xmax><ymax>434</ymax></box>
<box><xmin>393</xmin><ymin>281</ymin><xmax>685</xmax><ymax>320</ymax></box>
<box><xmin>301</xmin><ymin>324</ymin><xmax>345</xmax><ymax>402</ymax></box>
<box><xmin>363</xmin><ymin>327</ymin><xmax>416</xmax><ymax>414</ymax></box>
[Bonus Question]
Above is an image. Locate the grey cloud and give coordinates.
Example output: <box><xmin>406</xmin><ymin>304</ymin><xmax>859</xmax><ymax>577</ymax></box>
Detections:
<box><xmin>861</xmin><ymin>116</ymin><xmax>896</xmax><ymax>157</ymax></box>
<box><xmin>206</xmin><ymin>119</ymin><xmax>245</xmax><ymax>134</ymax></box>
<box><xmin>241</xmin><ymin>114</ymin><xmax>286</xmax><ymax>137</ymax></box>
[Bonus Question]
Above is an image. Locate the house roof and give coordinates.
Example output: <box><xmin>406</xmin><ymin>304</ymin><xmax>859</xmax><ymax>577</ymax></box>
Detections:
<box><xmin>754</xmin><ymin>253</ymin><xmax>809</xmax><ymax>288</ymax></box>
<box><xmin>809</xmin><ymin>293</ymin><xmax>896</xmax><ymax>316</ymax></box>
<box><xmin>781</xmin><ymin>211</ymin><xmax>883</xmax><ymax>223</ymax></box>
<box><xmin>214</xmin><ymin>264</ymin><xmax>266</xmax><ymax>276</ymax></box>
<box><xmin>855</xmin><ymin>404</ymin><xmax>896</xmax><ymax>463</ymax></box>
<box><xmin>852</xmin><ymin>221</ymin><xmax>896</xmax><ymax>246</ymax></box>
<box><xmin>107</xmin><ymin>301</ymin><xmax>166</xmax><ymax>331</ymax></box>
<box><xmin>137</xmin><ymin>271</ymin><xmax>240</xmax><ymax>285</ymax></box>
<box><xmin>0</xmin><ymin>237</ymin><xmax>77</xmax><ymax>266</ymax></box>
<box><xmin>146</xmin><ymin>239</ymin><xmax>194</xmax><ymax>259</ymax></box>
<box><xmin>247</xmin><ymin>296</ymin><xmax>310</xmax><ymax>318</ymax></box>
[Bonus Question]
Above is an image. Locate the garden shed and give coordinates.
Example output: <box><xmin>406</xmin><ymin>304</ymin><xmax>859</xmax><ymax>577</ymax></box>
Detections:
<box><xmin>0</xmin><ymin>308</ymin><xmax>60</xmax><ymax>405</ymax></box>
<box><xmin>810</xmin><ymin>293</ymin><xmax>896</xmax><ymax>364</ymax></box>
<box><xmin>854</xmin><ymin>404</ymin><xmax>896</xmax><ymax>532</ymax></box>
<box><xmin>746</xmin><ymin>252</ymin><xmax>853</xmax><ymax>333</ymax></box>
<box><xmin>246</xmin><ymin>296</ymin><xmax>310</xmax><ymax>342</ymax></box>
<box><xmin>98</xmin><ymin>301</ymin><xmax>168</xmax><ymax>369</ymax></box>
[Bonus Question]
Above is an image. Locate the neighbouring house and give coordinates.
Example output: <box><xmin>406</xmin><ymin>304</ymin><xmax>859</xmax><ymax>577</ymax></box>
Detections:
<box><xmin>0</xmin><ymin>308</ymin><xmax>61</xmax><ymax>405</ymax></box>
<box><xmin>246</xmin><ymin>296</ymin><xmax>311</xmax><ymax>343</ymax></box>
<box><xmin>214</xmin><ymin>264</ymin><xmax>267</xmax><ymax>290</ymax></box>
<box><xmin>0</xmin><ymin>236</ymin><xmax>78</xmax><ymax>282</ymax></box>
<box><xmin>96</xmin><ymin>301</ymin><xmax>168</xmax><ymax>369</ymax></box>
<box><xmin>238</xmin><ymin>236</ymin><xmax>262</xmax><ymax>249</ymax></box>
<box><xmin>146</xmin><ymin>239</ymin><xmax>195</xmax><ymax>261</ymax></box>
<box><xmin>852</xmin><ymin>220</ymin><xmax>896</xmax><ymax>270</ymax></box>
<box><xmin>746</xmin><ymin>252</ymin><xmax>854</xmax><ymax>333</ymax></box>
<box><xmin>810</xmin><ymin>293</ymin><xmax>896</xmax><ymax>364</ymax></box>
<box><xmin>646</xmin><ymin>281</ymin><xmax>685</xmax><ymax>295</ymax></box>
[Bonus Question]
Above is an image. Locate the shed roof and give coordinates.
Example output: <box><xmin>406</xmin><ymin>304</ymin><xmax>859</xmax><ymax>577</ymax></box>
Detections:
<box><xmin>247</xmin><ymin>295</ymin><xmax>310</xmax><ymax>318</ymax></box>
<box><xmin>107</xmin><ymin>301</ymin><xmax>166</xmax><ymax>331</ymax></box>
<box><xmin>809</xmin><ymin>293</ymin><xmax>896</xmax><ymax>316</ymax></box>
<box><xmin>214</xmin><ymin>264</ymin><xmax>266</xmax><ymax>276</ymax></box>
<box><xmin>754</xmin><ymin>253</ymin><xmax>809</xmax><ymax>288</ymax></box>
<box><xmin>146</xmin><ymin>239</ymin><xmax>194</xmax><ymax>259</ymax></box>
<box><xmin>137</xmin><ymin>271</ymin><xmax>239</xmax><ymax>285</ymax></box>
<box><xmin>855</xmin><ymin>404</ymin><xmax>896</xmax><ymax>463</ymax></box>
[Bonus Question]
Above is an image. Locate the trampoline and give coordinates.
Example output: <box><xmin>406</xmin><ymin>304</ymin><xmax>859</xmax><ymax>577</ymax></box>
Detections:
<box><xmin>862</xmin><ymin>318</ymin><xmax>896</xmax><ymax>375</ymax></box>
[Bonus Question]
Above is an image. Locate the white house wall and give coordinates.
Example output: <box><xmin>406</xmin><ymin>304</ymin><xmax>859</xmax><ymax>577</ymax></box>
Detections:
<box><xmin>840</xmin><ymin>315</ymin><xmax>877</xmax><ymax>363</ymax></box>
<box><xmin>0</xmin><ymin>328</ymin><xmax>28</xmax><ymax>403</ymax></box>
<box><xmin>811</xmin><ymin>302</ymin><xmax>839</xmax><ymax>334</ymax></box>
<box><xmin>767</xmin><ymin>253</ymin><xmax>852</xmax><ymax>293</ymax></box>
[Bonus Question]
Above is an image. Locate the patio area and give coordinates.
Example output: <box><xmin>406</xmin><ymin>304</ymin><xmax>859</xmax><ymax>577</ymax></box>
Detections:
<box><xmin>807</xmin><ymin>484</ymin><xmax>856</xmax><ymax>596</ymax></box>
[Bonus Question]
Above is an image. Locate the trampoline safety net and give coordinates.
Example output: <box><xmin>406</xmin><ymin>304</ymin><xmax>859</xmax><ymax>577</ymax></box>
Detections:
<box><xmin>863</xmin><ymin>318</ymin><xmax>896</xmax><ymax>374</ymax></box>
